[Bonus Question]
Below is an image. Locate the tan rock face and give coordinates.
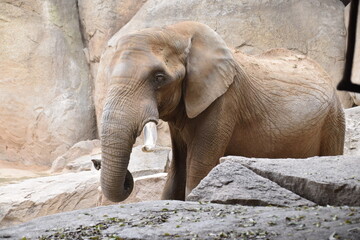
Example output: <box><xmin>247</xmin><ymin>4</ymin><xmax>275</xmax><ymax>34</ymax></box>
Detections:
<box><xmin>109</xmin><ymin>0</ymin><xmax>351</xmax><ymax>107</ymax></box>
<box><xmin>78</xmin><ymin>0</ymin><xmax>147</xmax><ymax>66</ymax></box>
<box><xmin>0</xmin><ymin>1</ymin><xmax>96</xmax><ymax>166</ymax></box>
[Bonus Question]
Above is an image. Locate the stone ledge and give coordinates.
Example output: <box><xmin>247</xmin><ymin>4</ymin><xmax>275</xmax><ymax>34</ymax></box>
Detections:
<box><xmin>1</xmin><ymin>201</ymin><xmax>359</xmax><ymax>240</ymax></box>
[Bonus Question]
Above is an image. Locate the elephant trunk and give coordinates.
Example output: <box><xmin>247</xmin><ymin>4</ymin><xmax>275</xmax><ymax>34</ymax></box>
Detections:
<box><xmin>100</xmin><ymin>88</ymin><xmax>158</xmax><ymax>202</ymax></box>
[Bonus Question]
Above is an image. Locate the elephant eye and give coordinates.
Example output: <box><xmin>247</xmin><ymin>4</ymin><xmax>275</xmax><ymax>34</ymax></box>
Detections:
<box><xmin>155</xmin><ymin>73</ymin><xmax>166</xmax><ymax>82</ymax></box>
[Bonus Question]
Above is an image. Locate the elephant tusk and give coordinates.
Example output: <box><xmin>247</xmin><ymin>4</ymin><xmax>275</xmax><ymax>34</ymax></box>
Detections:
<box><xmin>142</xmin><ymin>121</ymin><xmax>158</xmax><ymax>152</ymax></box>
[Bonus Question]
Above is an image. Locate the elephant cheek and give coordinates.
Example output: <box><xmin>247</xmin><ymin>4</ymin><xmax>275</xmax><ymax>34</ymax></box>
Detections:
<box><xmin>157</xmin><ymin>83</ymin><xmax>182</xmax><ymax>117</ymax></box>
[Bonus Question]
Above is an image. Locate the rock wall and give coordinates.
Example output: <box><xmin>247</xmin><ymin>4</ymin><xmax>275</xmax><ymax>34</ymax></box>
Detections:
<box><xmin>0</xmin><ymin>0</ymin><xmax>96</xmax><ymax>166</ymax></box>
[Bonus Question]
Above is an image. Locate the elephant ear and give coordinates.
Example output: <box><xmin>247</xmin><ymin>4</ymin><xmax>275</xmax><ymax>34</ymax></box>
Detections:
<box><xmin>180</xmin><ymin>22</ymin><xmax>237</xmax><ymax>118</ymax></box>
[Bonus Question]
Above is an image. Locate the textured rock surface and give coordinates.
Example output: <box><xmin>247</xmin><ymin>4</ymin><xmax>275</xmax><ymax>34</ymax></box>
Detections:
<box><xmin>345</xmin><ymin>106</ymin><xmax>360</xmax><ymax>155</ymax></box>
<box><xmin>78</xmin><ymin>0</ymin><xmax>146</xmax><ymax>66</ymax></box>
<box><xmin>221</xmin><ymin>156</ymin><xmax>360</xmax><ymax>206</ymax></box>
<box><xmin>111</xmin><ymin>0</ymin><xmax>351</xmax><ymax>107</ymax></box>
<box><xmin>187</xmin><ymin>160</ymin><xmax>315</xmax><ymax>207</ymax></box>
<box><xmin>0</xmin><ymin>171</ymin><xmax>100</xmax><ymax>228</ymax></box>
<box><xmin>0</xmin><ymin>0</ymin><xmax>96</xmax><ymax>166</ymax></box>
<box><xmin>344</xmin><ymin>3</ymin><xmax>360</xmax><ymax>105</ymax></box>
<box><xmin>98</xmin><ymin>173</ymin><xmax>167</xmax><ymax>206</ymax></box>
<box><xmin>1</xmin><ymin>201</ymin><xmax>359</xmax><ymax>239</ymax></box>
<box><xmin>50</xmin><ymin>139</ymin><xmax>100</xmax><ymax>173</ymax></box>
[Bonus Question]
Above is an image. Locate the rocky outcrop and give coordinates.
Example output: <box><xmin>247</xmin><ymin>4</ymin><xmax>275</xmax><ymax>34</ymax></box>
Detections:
<box><xmin>1</xmin><ymin>201</ymin><xmax>359</xmax><ymax>240</ymax></box>
<box><xmin>0</xmin><ymin>171</ymin><xmax>100</xmax><ymax>228</ymax></box>
<box><xmin>220</xmin><ymin>155</ymin><xmax>360</xmax><ymax>206</ymax></box>
<box><xmin>187</xmin><ymin>160</ymin><xmax>315</xmax><ymax>207</ymax></box>
<box><xmin>111</xmin><ymin>0</ymin><xmax>351</xmax><ymax>107</ymax></box>
<box><xmin>0</xmin><ymin>145</ymin><xmax>170</xmax><ymax>227</ymax></box>
<box><xmin>0</xmin><ymin>0</ymin><xmax>96</xmax><ymax>166</ymax></box>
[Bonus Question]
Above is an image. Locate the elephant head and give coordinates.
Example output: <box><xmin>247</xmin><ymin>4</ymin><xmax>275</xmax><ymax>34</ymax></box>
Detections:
<box><xmin>100</xmin><ymin>21</ymin><xmax>237</xmax><ymax>202</ymax></box>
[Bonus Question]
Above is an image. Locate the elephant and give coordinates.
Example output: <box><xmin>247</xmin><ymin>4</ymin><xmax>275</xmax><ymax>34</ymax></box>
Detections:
<box><xmin>98</xmin><ymin>21</ymin><xmax>345</xmax><ymax>202</ymax></box>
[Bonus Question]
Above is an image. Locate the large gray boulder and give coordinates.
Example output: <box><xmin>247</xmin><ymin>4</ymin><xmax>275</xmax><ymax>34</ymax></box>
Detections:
<box><xmin>187</xmin><ymin>160</ymin><xmax>315</xmax><ymax>207</ymax></box>
<box><xmin>0</xmin><ymin>201</ymin><xmax>359</xmax><ymax>239</ymax></box>
<box><xmin>186</xmin><ymin>161</ymin><xmax>315</xmax><ymax>207</ymax></box>
<box><xmin>0</xmin><ymin>0</ymin><xmax>96</xmax><ymax>166</ymax></box>
<box><xmin>220</xmin><ymin>155</ymin><xmax>360</xmax><ymax>206</ymax></box>
<box><xmin>109</xmin><ymin>0</ymin><xmax>351</xmax><ymax>107</ymax></box>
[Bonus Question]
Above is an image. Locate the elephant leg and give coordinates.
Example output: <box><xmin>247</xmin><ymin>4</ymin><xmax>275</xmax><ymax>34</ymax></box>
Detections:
<box><xmin>320</xmin><ymin>103</ymin><xmax>345</xmax><ymax>156</ymax></box>
<box><xmin>161</xmin><ymin>124</ymin><xmax>187</xmax><ymax>200</ymax></box>
<box><xmin>185</xmin><ymin>108</ymin><xmax>237</xmax><ymax>197</ymax></box>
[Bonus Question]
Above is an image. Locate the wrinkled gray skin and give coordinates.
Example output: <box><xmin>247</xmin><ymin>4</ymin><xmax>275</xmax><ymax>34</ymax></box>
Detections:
<box><xmin>99</xmin><ymin>21</ymin><xmax>345</xmax><ymax>202</ymax></box>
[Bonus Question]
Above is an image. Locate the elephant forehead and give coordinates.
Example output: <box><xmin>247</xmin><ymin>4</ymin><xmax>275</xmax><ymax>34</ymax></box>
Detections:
<box><xmin>110</xmin><ymin>58</ymin><xmax>165</xmax><ymax>79</ymax></box>
<box><xmin>111</xmin><ymin>62</ymin><xmax>136</xmax><ymax>78</ymax></box>
<box><xmin>117</xmin><ymin>30</ymin><xmax>186</xmax><ymax>56</ymax></box>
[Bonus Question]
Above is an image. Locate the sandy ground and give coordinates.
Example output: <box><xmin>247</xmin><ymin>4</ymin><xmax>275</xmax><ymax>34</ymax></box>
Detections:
<box><xmin>0</xmin><ymin>160</ymin><xmax>50</xmax><ymax>186</ymax></box>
